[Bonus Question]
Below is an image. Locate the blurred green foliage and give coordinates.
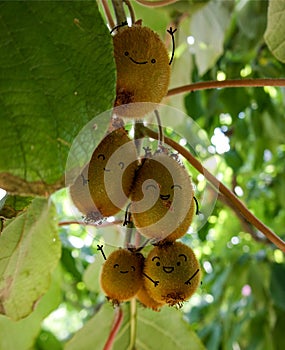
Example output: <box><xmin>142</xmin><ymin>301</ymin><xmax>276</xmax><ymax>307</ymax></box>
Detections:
<box><xmin>0</xmin><ymin>0</ymin><xmax>285</xmax><ymax>349</ymax></box>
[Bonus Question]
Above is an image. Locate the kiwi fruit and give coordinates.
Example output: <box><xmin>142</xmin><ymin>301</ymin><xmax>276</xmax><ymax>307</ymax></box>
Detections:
<box><xmin>100</xmin><ymin>248</ymin><xmax>144</xmax><ymax>304</ymax></box>
<box><xmin>143</xmin><ymin>241</ymin><xmax>201</xmax><ymax>307</ymax></box>
<box><xmin>130</xmin><ymin>153</ymin><xmax>195</xmax><ymax>243</ymax></box>
<box><xmin>113</xmin><ymin>25</ymin><xmax>170</xmax><ymax>117</ymax></box>
<box><xmin>136</xmin><ymin>283</ymin><xmax>165</xmax><ymax>311</ymax></box>
<box><xmin>69</xmin><ymin>127</ymin><xmax>138</xmax><ymax>220</ymax></box>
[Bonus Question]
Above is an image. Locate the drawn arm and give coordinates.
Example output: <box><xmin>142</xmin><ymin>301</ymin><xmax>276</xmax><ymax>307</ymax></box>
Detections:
<box><xmin>97</xmin><ymin>245</ymin><xmax>107</xmax><ymax>260</ymax></box>
<box><xmin>167</xmin><ymin>27</ymin><xmax>177</xmax><ymax>65</ymax></box>
<box><xmin>185</xmin><ymin>269</ymin><xmax>200</xmax><ymax>285</ymax></box>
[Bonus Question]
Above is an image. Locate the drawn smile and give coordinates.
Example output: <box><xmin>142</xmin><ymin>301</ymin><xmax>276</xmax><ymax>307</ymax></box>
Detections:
<box><xmin>120</xmin><ymin>270</ymin><xmax>129</xmax><ymax>274</ymax></box>
<box><xmin>129</xmin><ymin>56</ymin><xmax>148</xmax><ymax>65</ymax></box>
<box><xmin>160</xmin><ymin>194</ymin><xmax>170</xmax><ymax>200</ymax></box>
<box><xmin>125</xmin><ymin>51</ymin><xmax>147</xmax><ymax>65</ymax></box>
<box><xmin>163</xmin><ymin>266</ymin><xmax>174</xmax><ymax>273</ymax></box>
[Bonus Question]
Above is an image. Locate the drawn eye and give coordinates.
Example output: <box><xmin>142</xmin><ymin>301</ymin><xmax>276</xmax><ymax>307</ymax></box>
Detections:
<box><xmin>151</xmin><ymin>58</ymin><xmax>156</xmax><ymax>64</ymax></box>
<box><xmin>171</xmin><ymin>184</ymin><xmax>182</xmax><ymax>190</ymax></box>
<box><xmin>97</xmin><ymin>154</ymin><xmax>105</xmax><ymax>161</ymax></box>
<box><xmin>177</xmin><ymin>261</ymin><xmax>181</xmax><ymax>266</ymax></box>
<box><xmin>178</xmin><ymin>254</ymin><xmax>187</xmax><ymax>262</ymax></box>
<box><xmin>118</xmin><ymin>162</ymin><xmax>125</xmax><ymax>169</ymax></box>
<box><xmin>152</xmin><ymin>256</ymin><xmax>160</xmax><ymax>266</ymax></box>
<box><xmin>124</xmin><ymin>51</ymin><xmax>129</xmax><ymax>56</ymax></box>
<box><xmin>131</xmin><ymin>266</ymin><xmax>136</xmax><ymax>271</ymax></box>
<box><xmin>114</xmin><ymin>264</ymin><xmax>119</xmax><ymax>268</ymax></box>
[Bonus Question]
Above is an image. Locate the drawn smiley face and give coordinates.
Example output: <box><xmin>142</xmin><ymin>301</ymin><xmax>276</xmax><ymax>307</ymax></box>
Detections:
<box><xmin>131</xmin><ymin>153</ymin><xmax>195</xmax><ymax>242</ymax></box>
<box><xmin>69</xmin><ymin>127</ymin><xmax>137</xmax><ymax>219</ymax></box>
<box><xmin>143</xmin><ymin>242</ymin><xmax>201</xmax><ymax>306</ymax></box>
<box><xmin>113</xmin><ymin>26</ymin><xmax>170</xmax><ymax>116</ymax></box>
<box><xmin>100</xmin><ymin>248</ymin><xmax>144</xmax><ymax>303</ymax></box>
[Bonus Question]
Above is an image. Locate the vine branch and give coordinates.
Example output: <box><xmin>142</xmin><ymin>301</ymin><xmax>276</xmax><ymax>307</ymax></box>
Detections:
<box><xmin>167</xmin><ymin>78</ymin><xmax>285</xmax><ymax>97</ymax></box>
<box><xmin>104</xmin><ymin>306</ymin><xmax>124</xmax><ymax>350</ymax></box>
<box><xmin>144</xmin><ymin>127</ymin><xmax>285</xmax><ymax>252</ymax></box>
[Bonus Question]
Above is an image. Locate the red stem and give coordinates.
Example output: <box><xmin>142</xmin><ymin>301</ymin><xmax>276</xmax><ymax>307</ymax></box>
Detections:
<box><xmin>167</xmin><ymin>78</ymin><xmax>285</xmax><ymax>97</ymax></box>
<box><xmin>104</xmin><ymin>307</ymin><xmax>124</xmax><ymax>350</ymax></box>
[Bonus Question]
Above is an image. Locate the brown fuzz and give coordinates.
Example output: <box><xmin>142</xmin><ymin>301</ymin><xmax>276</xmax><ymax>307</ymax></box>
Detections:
<box><xmin>113</xmin><ymin>26</ymin><xmax>170</xmax><ymax>117</ymax></box>
<box><xmin>100</xmin><ymin>248</ymin><xmax>144</xmax><ymax>304</ymax></box>
<box><xmin>130</xmin><ymin>153</ymin><xmax>195</xmax><ymax>243</ymax></box>
<box><xmin>143</xmin><ymin>241</ymin><xmax>201</xmax><ymax>307</ymax></box>
<box><xmin>69</xmin><ymin>128</ymin><xmax>138</xmax><ymax>219</ymax></box>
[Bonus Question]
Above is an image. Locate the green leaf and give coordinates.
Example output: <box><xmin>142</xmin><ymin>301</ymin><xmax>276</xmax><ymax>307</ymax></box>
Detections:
<box><xmin>115</xmin><ymin>303</ymin><xmax>205</xmax><ymax>350</ymax></box>
<box><xmin>270</xmin><ymin>263</ymin><xmax>285</xmax><ymax>311</ymax></box>
<box><xmin>0</xmin><ymin>1</ymin><xmax>116</xmax><ymax>190</ymax></box>
<box><xmin>64</xmin><ymin>303</ymin><xmax>115</xmax><ymax>350</ymax></box>
<box><xmin>190</xmin><ymin>0</ymin><xmax>234</xmax><ymax>75</ymax></box>
<box><xmin>264</xmin><ymin>0</ymin><xmax>285</xmax><ymax>63</ymax></box>
<box><xmin>0</xmin><ymin>197</ymin><xmax>61</xmax><ymax>320</ymax></box>
<box><xmin>65</xmin><ymin>302</ymin><xmax>205</xmax><ymax>350</ymax></box>
<box><xmin>0</xmin><ymin>267</ymin><xmax>62</xmax><ymax>350</ymax></box>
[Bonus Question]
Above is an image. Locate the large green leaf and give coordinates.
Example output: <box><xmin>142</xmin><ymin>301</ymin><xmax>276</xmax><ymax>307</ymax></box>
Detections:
<box><xmin>264</xmin><ymin>0</ymin><xmax>285</xmax><ymax>63</ymax></box>
<box><xmin>0</xmin><ymin>267</ymin><xmax>62</xmax><ymax>350</ymax></box>
<box><xmin>65</xmin><ymin>302</ymin><xmax>205</xmax><ymax>350</ymax></box>
<box><xmin>0</xmin><ymin>197</ymin><xmax>61</xmax><ymax>320</ymax></box>
<box><xmin>0</xmin><ymin>1</ymin><xmax>116</xmax><ymax>193</ymax></box>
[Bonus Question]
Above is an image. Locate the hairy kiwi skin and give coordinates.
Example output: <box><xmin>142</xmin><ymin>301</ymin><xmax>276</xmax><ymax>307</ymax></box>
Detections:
<box><xmin>131</xmin><ymin>153</ymin><xmax>195</xmax><ymax>242</ymax></box>
<box><xmin>113</xmin><ymin>26</ymin><xmax>170</xmax><ymax>117</ymax></box>
<box><xmin>143</xmin><ymin>242</ymin><xmax>201</xmax><ymax>306</ymax></box>
<box><xmin>136</xmin><ymin>283</ymin><xmax>165</xmax><ymax>311</ymax></box>
<box><xmin>100</xmin><ymin>249</ymin><xmax>144</xmax><ymax>304</ymax></box>
<box><xmin>69</xmin><ymin>128</ymin><xmax>137</xmax><ymax>219</ymax></box>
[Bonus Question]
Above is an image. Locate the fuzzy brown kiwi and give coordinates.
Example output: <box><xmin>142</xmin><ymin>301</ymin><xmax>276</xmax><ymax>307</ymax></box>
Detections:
<box><xmin>136</xmin><ymin>283</ymin><xmax>165</xmax><ymax>311</ymax></box>
<box><xmin>100</xmin><ymin>248</ymin><xmax>144</xmax><ymax>304</ymax></box>
<box><xmin>69</xmin><ymin>127</ymin><xmax>138</xmax><ymax>220</ymax></box>
<box><xmin>143</xmin><ymin>241</ymin><xmax>201</xmax><ymax>307</ymax></box>
<box><xmin>113</xmin><ymin>25</ymin><xmax>170</xmax><ymax>117</ymax></box>
<box><xmin>130</xmin><ymin>153</ymin><xmax>195</xmax><ymax>243</ymax></box>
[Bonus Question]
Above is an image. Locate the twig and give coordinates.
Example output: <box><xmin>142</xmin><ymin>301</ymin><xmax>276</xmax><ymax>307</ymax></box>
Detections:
<box><xmin>101</xmin><ymin>0</ymin><xmax>115</xmax><ymax>29</ymax></box>
<box><xmin>124</xmin><ymin>0</ymin><xmax>136</xmax><ymax>25</ymax></box>
<box><xmin>135</xmin><ymin>0</ymin><xmax>179</xmax><ymax>7</ymax></box>
<box><xmin>104</xmin><ymin>306</ymin><xmax>124</xmax><ymax>350</ymax></box>
<box><xmin>144</xmin><ymin>127</ymin><xmax>285</xmax><ymax>252</ymax></box>
<box><xmin>111</xmin><ymin>0</ymin><xmax>128</xmax><ymax>25</ymax></box>
<box><xmin>129</xmin><ymin>298</ymin><xmax>137</xmax><ymax>350</ymax></box>
<box><xmin>167</xmin><ymin>78</ymin><xmax>285</xmax><ymax>97</ymax></box>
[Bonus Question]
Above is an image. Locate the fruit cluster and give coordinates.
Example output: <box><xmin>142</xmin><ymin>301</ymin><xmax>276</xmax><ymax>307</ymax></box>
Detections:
<box><xmin>69</xmin><ymin>123</ymin><xmax>201</xmax><ymax>310</ymax></box>
<box><xmin>69</xmin><ymin>23</ymin><xmax>201</xmax><ymax>310</ymax></box>
<box><xmin>98</xmin><ymin>241</ymin><xmax>200</xmax><ymax>310</ymax></box>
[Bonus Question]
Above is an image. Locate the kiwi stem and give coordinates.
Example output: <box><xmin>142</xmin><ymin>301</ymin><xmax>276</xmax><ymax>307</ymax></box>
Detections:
<box><xmin>103</xmin><ymin>306</ymin><xmax>124</xmax><ymax>350</ymax></box>
<box><xmin>111</xmin><ymin>0</ymin><xmax>128</xmax><ymax>26</ymax></box>
<box><xmin>154</xmin><ymin>109</ymin><xmax>164</xmax><ymax>146</ymax></box>
<box><xmin>101</xmin><ymin>0</ymin><xmax>115</xmax><ymax>29</ymax></box>
<box><xmin>123</xmin><ymin>0</ymin><xmax>136</xmax><ymax>25</ymax></box>
<box><xmin>144</xmin><ymin>127</ymin><xmax>285</xmax><ymax>252</ymax></box>
<box><xmin>129</xmin><ymin>298</ymin><xmax>137</xmax><ymax>350</ymax></box>
<box><xmin>166</xmin><ymin>78</ymin><xmax>285</xmax><ymax>97</ymax></box>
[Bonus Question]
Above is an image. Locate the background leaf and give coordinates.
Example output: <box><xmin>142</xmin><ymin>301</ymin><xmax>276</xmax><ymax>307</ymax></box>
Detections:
<box><xmin>190</xmin><ymin>0</ymin><xmax>234</xmax><ymax>75</ymax></box>
<box><xmin>0</xmin><ymin>0</ymin><xmax>116</xmax><ymax>191</ymax></box>
<box><xmin>264</xmin><ymin>0</ymin><xmax>285</xmax><ymax>63</ymax></box>
<box><xmin>0</xmin><ymin>197</ymin><xmax>61</xmax><ymax>320</ymax></box>
<box><xmin>0</xmin><ymin>267</ymin><xmax>62</xmax><ymax>350</ymax></box>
